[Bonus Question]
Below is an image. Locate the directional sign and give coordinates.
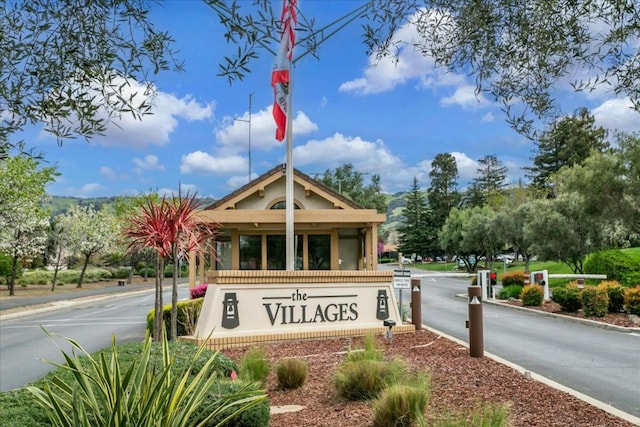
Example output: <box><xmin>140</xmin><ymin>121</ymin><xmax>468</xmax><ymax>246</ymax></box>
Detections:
<box><xmin>393</xmin><ymin>269</ymin><xmax>411</xmax><ymax>289</ymax></box>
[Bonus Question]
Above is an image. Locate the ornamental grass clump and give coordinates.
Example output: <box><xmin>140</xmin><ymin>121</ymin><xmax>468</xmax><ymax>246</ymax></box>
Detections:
<box><xmin>521</xmin><ymin>284</ymin><xmax>544</xmax><ymax>306</ymax></box>
<box><xmin>371</xmin><ymin>372</ymin><xmax>431</xmax><ymax>427</ymax></box>
<box><xmin>238</xmin><ymin>347</ymin><xmax>270</xmax><ymax>388</ymax></box>
<box><xmin>333</xmin><ymin>358</ymin><xmax>408</xmax><ymax>401</ymax></box>
<box><xmin>346</xmin><ymin>334</ymin><xmax>383</xmax><ymax>362</ymax></box>
<box><xmin>581</xmin><ymin>286</ymin><xmax>609</xmax><ymax>317</ymax></box>
<box><xmin>276</xmin><ymin>358</ymin><xmax>308</xmax><ymax>390</ymax></box>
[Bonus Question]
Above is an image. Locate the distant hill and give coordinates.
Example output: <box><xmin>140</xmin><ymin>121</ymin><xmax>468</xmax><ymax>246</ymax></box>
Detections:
<box><xmin>44</xmin><ymin>195</ymin><xmax>217</xmax><ymax>217</ymax></box>
<box><xmin>44</xmin><ymin>193</ymin><xmax>406</xmax><ymax>243</ymax></box>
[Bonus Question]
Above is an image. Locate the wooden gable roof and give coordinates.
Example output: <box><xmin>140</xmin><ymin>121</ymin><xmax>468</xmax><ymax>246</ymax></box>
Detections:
<box><xmin>202</xmin><ymin>165</ymin><xmax>363</xmax><ymax>211</ymax></box>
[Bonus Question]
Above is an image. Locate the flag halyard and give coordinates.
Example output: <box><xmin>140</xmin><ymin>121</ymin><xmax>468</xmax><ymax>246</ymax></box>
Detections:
<box><xmin>271</xmin><ymin>0</ymin><xmax>297</xmax><ymax>142</ymax></box>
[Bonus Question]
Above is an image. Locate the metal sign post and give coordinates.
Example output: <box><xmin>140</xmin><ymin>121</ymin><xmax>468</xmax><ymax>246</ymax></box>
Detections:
<box><xmin>393</xmin><ymin>269</ymin><xmax>411</xmax><ymax>321</ymax></box>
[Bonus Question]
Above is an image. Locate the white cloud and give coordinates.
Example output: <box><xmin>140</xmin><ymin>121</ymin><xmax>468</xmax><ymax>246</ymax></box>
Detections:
<box><xmin>61</xmin><ymin>183</ymin><xmax>106</xmax><ymax>197</ymax></box>
<box><xmin>214</xmin><ymin>107</ymin><xmax>318</xmax><ymax>156</ymax></box>
<box><xmin>99</xmin><ymin>166</ymin><xmax>117</xmax><ymax>180</ymax></box>
<box><xmin>451</xmin><ymin>152</ymin><xmax>478</xmax><ymax>183</ymax></box>
<box><xmin>226</xmin><ymin>174</ymin><xmax>255</xmax><ymax>189</ymax></box>
<box><xmin>180</xmin><ymin>151</ymin><xmax>247</xmax><ymax>175</ymax></box>
<box><xmin>481</xmin><ymin>112</ymin><xmax>495</xmax><ymax>123</ymax></box>
<box><xmin>294</xmin><ymin>133</ymin><xmax>403</xmax><ymax>173</ymax></box>
<box><xmin>592</xmin><ymin>97</ymin><xmax>640</xmax><ymax>133</ymax></box>
<box><xmin>133</xmin><ymin>154</ymin><xmax>165</xmax><ymax>175</ymax></box>
<box><xmin>440</xmin><ymin>85</ymin><xmax>490</xmax><ymax>110</ymax></box>
<box><xmin>337</xmin><ymin>9</ymin><xmax>490</xmax><ymax>112</ymax></box>
<box><xmin>90</xmin><ymin>79</ymin><xmax>213</xmax><ymax>148</ymax></box>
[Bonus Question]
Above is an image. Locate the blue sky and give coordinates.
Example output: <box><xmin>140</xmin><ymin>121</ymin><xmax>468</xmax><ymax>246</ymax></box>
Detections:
<box><xmin>28</xmin><ymin>1</ymin><xmax>640</xmax><ymax>199</ymax></box>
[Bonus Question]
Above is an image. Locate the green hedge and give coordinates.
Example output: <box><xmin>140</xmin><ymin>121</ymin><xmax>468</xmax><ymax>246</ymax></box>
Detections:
<box><xmin>147</xmin><ymin>298</ymin><xmax>204</xmax><ymax>338</ymax></box>
<box><xmin>584</xmin><ymin>250</ymin><xmax>639</xmax><ymax>285</ymax></box>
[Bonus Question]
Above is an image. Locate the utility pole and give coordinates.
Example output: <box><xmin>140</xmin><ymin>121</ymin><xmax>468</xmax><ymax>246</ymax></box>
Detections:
<box><xmin>235</xmin><ymin>93</ymin><xmax>253</xmax><ymax>183</ymax></box>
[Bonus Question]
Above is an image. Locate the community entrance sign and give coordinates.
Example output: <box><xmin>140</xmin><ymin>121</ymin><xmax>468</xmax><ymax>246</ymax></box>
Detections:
<box><xmin>187</xmin><ymin>271</ymin><xmax>414</xmax><ymax>350</ymax></box>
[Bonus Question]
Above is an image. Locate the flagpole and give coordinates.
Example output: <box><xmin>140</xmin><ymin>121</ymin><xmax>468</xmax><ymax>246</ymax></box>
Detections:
<box><xmin>285</xmin><ymin>71</ymin><xmax>294</xmax><ymax>271</ymax></box>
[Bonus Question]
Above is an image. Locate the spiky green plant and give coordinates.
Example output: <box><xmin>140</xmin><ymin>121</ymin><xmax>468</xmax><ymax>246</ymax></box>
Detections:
<box><xmin>26</xmin><ymin>328</ymin><xmax>265</xmax><ymax>427</ymax></box>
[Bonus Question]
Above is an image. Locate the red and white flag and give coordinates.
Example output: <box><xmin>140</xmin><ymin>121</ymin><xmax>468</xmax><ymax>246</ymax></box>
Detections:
<box><xmin>271</xmin><ymin>0</ymin><xmax>297</xmax><ymax>141</ymax></box>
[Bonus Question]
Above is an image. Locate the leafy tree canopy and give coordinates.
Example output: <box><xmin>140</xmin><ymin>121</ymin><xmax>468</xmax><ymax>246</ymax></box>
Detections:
<box><xmin>1</xmin><ymin>0</ymin><xmax>182</xmax><ymax>155</ymax></box>
<box><xmin>207</xmin><ymin>0</ymin><xmax>640</xmax><ymax>136</ymax></box>
<box><xmin>317</xmin><ymin>163</ymin><xmax>387</xmax><ymax>213</ymax></box>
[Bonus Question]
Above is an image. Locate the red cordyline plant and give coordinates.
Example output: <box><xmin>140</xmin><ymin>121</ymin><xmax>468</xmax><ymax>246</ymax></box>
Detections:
<box><xmin>124</xmin><ymin>190</ymin><xmax>217</xmax><ymax>341</ymax></box>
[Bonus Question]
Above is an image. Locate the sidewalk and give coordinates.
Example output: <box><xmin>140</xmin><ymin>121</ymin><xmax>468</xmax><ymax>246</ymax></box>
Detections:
<box><xmin>0</xmin><ymin>278</ymin><xmax>190</xmax><ymax>319</ymax></box>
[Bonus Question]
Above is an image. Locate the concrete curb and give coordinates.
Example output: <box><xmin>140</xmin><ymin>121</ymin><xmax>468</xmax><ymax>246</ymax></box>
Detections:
<box><xmin>475</xmin><ymin>295</ymin><xmax>640</xmax><ymax>334</ymax></box>
<box><xmin>423</xmin><ymin>324</ymin><xmax>640</xmax><ymax>426</ymax></box>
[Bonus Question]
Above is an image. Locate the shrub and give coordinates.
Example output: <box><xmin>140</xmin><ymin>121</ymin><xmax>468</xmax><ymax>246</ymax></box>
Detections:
<box><xmin>110</xmin><ymin>267</ymin><xmax>131</xmax><ymax>279</ymax></box>
<box><xmin>138</xmin><ymin>267</ymin><xmax>156</xmax><ymax>277</ymax></box>
<box><xmin>624</xmin><ymin>285</ymin><xmax>640</xmax><ymax>315</ymax></box>
<box><xmin>346</xmin><ymin>334</ymin><xmax>383</xmax><ymax>362</ymax></box>
<box><xmin>521</xmin><ymin>285</ymin><xmax>543</xmax><ymax>306</ymax></box>
<box><xmin>276</xmin><ymin>358</ymin><xmax>308</xmax><ymax>390</ymax></box>
<box><xmin>334</xmin><ymin>358</ymin><xmax>408</xmax><ymax>401</ymax></box>
<box><xmin>497</xmin><ymin>285</ymin><xmax>523</xmax><ymax>300</ymax></box>
<box><xmin>372</xmin><ymin>381</ymin><xmax>431</xmax><ymax>427</ymax></box>
<box><xmin>238</xmin><ymin>347</ymin><xmax>270</xmax><ymax>388</ymax></box>
<box><xmin>146</xmin><ymin>298</ymin><xmax>204</xmax><ymax>338</ymax></box>
<box><xmin>621</xmin><ymin>271</ymin><xmax>640</xmax><ymax>287</ymax></box>
<box><xmin>584</xmin><ymin>250</ymin><xmax>637</xmax><ymax>284</ymax></box>
<box><xmin>26</xmin><ymin>331</ymin><xmax>266</xmax><ymax>427</ymax></box>
<box><xmin>597</xmin><ymin>281</ymin><xmax>625</xmax><ymax>313</ymax></box>
<box><xmin>551</xmin><ymin>284</ymin><xmax>582</xmax><ymax>312</ymax></box>
<box><xmin>190</xmin><ymin>284</ymin><xmax>208</xmax><ymax>299</ymax></box>
<box><xmin>581</xmin><ymin>286</ymin><xmax>609</xmax><ymax>317</ymax></box>
<box><xmin>193</xmin><ymin>380</ymin><xmax>270</xmax><ymax>427</ymax></box>
<box><xmin>500</xmin><ymin>271</ymin><xmax>526</xmax><ymax>287</ymax></box>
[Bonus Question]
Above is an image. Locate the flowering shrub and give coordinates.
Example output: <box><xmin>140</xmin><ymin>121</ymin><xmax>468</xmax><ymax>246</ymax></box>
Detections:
<box><xmin>521</xmin><ymin>284</ymin><xmax>544</xmax><ymax>306</ymax></box>
<box><xmin>624</xmin><ymin>285</ymin><xmax>640</xmax><ymax>315</ymax></box>
<box><xmin>501</xmin><ymin>271</ymin><xmax>526</xmax><ymax>287</ymax></box>
<box><xmin>581</xmin><ymin>286</ymin><xmax>609</xmax><ymax>317</ymax></box>
<box><xmin>190</xmin><ymin>284</ymin><xmax>208</xmax><ymax>299</ymax></box>
<box><xmin>597</xmin><ymin>280</ymin><xmax>625</xmax><ymax>313</ymax></box>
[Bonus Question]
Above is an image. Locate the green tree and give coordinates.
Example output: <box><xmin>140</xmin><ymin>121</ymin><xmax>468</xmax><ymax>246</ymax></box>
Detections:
<box><xmin>527</xmin><ymin>108</ymin><xmax>609</xmax><ymax>195</ymax></box>
<box><xmin>438</xmin><ymin>206</ymin><xmax>493</xmax><ymax>272</ymax></box>
<box><xmin>495</xmin><ymin>201</ymin><xmax>537</xmax><ymax>273</ymax></box>
<box><xmin>524</xmin><ymin>195</ymin><xmax>604</xmax><ymax>273</ymax></box>
<box><xmin>397</xmin><ymin>177</ymin><xmax>436</xmax><ymax>258</ymax></box>
<box><xmin>57</xmin><ymin>205</ymin><xmax>120</xmax><ymax>288</ymax></box>
<box><xmin>427</xmin><ymin>153</ymin><xmax>460</xmax><ymax>229</ymax></box>
<box><xmin>207</xmin><ymin>1</ymin><xmax>640</xmax><ymax>134</ymax></box>
<box><xmin>470</xmin><ymin>155</ymin><xmax>508</xmax><ymax>207</ymax></box>
<box><xmin>1</xmin><ymin>0</ymin><xmax>181</xmax><ymax>153</ymax></box>
<box><xmin>318</xmin><ymin>164</ymin><xmax>386</xmax><ymax>213</ymax></box>
<box><xmin>0</xmin><ymin>155</ymin><xmax>57</xmax><ymax>295</ymax></box>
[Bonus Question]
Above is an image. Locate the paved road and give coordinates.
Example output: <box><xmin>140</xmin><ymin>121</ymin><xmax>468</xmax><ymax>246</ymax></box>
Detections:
<box><xmin>402</xmin><ymin>271</ymin><xmax>640</xmax><ymax>419</ymax></box>
<box><xmin>0</xmin><ymin>284</ymin><xmax>190</xmax><ymax>391</ymax></box>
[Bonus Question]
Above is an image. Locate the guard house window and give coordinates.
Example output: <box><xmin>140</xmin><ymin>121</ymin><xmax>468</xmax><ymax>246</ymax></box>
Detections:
<box><xmin>267</xmin><ymin>235</ymin><xmax>303</xmax><ymax>270</ymax></box>
<box><xmin>239</xmin><ymin>235</ymin><xmax>261</xmax><ymax>270</ymax></box>
<box><xmin>270</xmin><ymin>201</ymin><xmax>300</xmax><ymax>209</ymax></box>
<box><xmin>308</xmin><ymin>234</ymin><xmax>331</xmax><ymax>270</ymax></box>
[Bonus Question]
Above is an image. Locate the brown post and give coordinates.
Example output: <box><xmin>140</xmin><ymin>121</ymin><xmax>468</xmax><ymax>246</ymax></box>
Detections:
<box><xmin>410</xmin><ymin>278</ymin><xmax>421</xmax><ymax>330</ymax></box>
<box><xmin>467</xmin><ymin>285</ymin><xmax>484</xmax><ymax>358</ymax></box>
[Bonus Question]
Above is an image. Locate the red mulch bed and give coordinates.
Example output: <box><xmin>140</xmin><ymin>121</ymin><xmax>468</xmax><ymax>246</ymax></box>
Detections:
<box><xmin>222</xmin><ymin>327</ymin><xmax>637</xmax><ymax>426</ymax></box>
